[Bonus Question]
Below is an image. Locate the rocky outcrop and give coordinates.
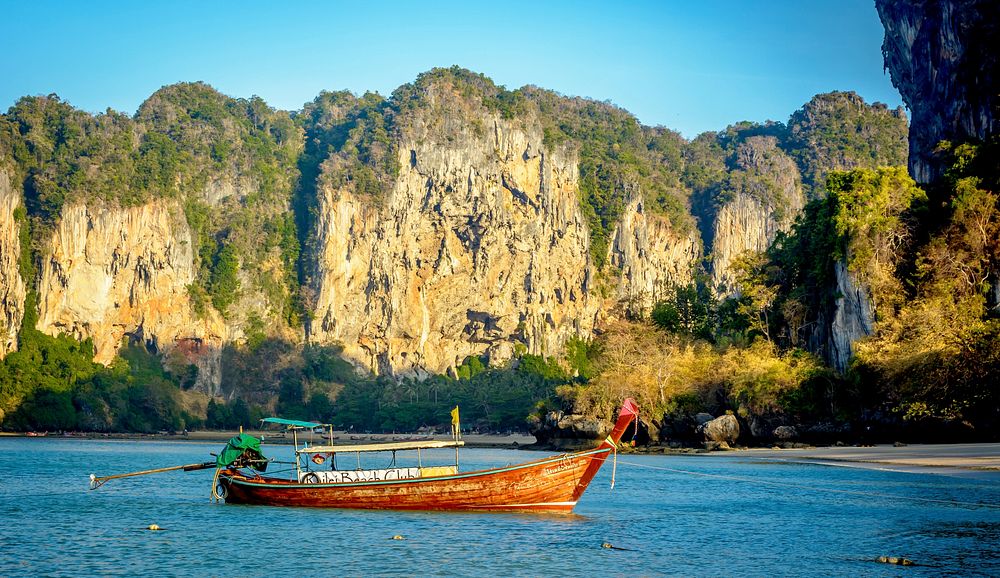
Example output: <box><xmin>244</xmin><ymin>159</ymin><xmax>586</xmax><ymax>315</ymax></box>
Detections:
<box><xmin>530</xmin><ymin>409</ymin><xmax>612</xmax><ymax>450</ymax></box>
<box><xmin>877</xmin><ymin>0</ymin><xmax>1000</xmax><ymax>182</ymax></box>
<box><xmin>310</xmin><ymin>86</ymin><xmax>604</xmax><ymax>377</ymax></box>
<box><xmin>608</xmin><ymin>196</ymin><xmax>700</xmax><ymax>317</ymax></box>
<box><xmin>699</xmin><ymin>413</ymin><xmax>740</xmax><ymax>444</ymax></box>
<box><xmin>772</xmin><ymin>425</ymin><xmax>798</xmax><ymax>441</ymax></box>
<box><xmin>710</xmin><ymin>136</ymin><xmax>805</xmax><ymax>296</ymax></box>
<box><xmin>828</xmin><ymin>261</ymin><xmax>875</xmax><ymax>372</ymax></box>
<box><xmin>0</xmin><ymin>168</ymin><xmax>25</xmax><ymax>358</ymax></box>
<box><xmin>35</xmin><ymin>201</ymin><xmax>229</xmax><ymax>392</ymax></box>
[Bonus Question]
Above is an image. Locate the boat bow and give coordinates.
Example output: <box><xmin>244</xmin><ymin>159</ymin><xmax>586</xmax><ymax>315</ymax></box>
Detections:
<box><xmin>569</xmin><ymin>397</ymin><xmax>639</xmax><ymax>501</ymax></box>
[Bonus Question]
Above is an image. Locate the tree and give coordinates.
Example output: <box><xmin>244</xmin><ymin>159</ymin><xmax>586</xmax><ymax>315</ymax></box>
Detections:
<box><xmin>209</xmin><ymin>243</ymin><xmax>240</xmax><ymax>314</ymax></box>
<box><xmin>651</xmin><ymin>284</ymin><xmax>713</xmax><ymax>339</ymax></box>
<box><xmin>731</xmin><ymin>252</ymin><xmax>779</xmax><ymax>343</ymax></box>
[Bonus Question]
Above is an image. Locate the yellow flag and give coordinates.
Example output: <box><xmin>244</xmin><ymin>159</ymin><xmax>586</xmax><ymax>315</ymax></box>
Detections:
<box><xmin>451</xmin><ymin>406</ymin><xmax>460</xmax><ymax>427</ymax></box>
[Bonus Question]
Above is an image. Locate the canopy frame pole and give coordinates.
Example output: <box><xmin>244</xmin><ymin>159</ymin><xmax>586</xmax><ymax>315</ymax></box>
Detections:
<box><xmin>293</xmin><ymin>428</ymin><xmax>301</xmax><ymax>480</ymax></box>
<box><xmin>329</xmin><ymin>425</ymin><xmax>336</xmax><ymax>471</ymax></box>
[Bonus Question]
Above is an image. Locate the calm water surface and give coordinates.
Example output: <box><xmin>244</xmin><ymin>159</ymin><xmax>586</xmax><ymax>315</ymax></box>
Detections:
<box><xmin>1</xmin><ymin>438</ymin><xmax>998</xmax><ymax>576</ymax></box>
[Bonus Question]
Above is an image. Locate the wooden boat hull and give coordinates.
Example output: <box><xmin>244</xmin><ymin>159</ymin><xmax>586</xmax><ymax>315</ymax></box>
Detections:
<box><xmin>218</xmin><ymin>399</ymin><xmax>639</xmax><ymax>513</ymax></box>
<box><xmin>221</xmin><ymin>447</ymin><xmax>610</xmax><ymax>512</ymax></box>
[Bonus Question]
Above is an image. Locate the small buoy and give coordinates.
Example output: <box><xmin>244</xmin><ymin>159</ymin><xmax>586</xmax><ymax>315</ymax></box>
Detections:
<box><xmin>391</xmin><ymin>535</ymin><xmax>405</xmax><ymax>540</ymax></box>
<box><xmin>147</xmin><ymin>524</ymin><xmax>163</xmax><ymax>531</ymax></box>
<box><xmin>601</xmin><ymin>542</ymin><xmax>613</xmax><ymax>549</ymax></box>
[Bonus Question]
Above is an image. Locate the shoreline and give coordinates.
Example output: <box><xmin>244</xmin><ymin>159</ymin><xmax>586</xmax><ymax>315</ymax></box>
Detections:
<box><xmin>727</xmin><ymin>443</ymin><xmax>1000</xmax><ymax>472</ymax></box>
<box><xmin>660</xmin><ymin>442</ymin><xmax>1000</xmax><ymax>475</ymax></box>
<box><xmin>0</xmin><ymin>430</ymin><xmax>537</xmax><ymax>449</ymax></box>
<box><xmin>4</xmin><ymin>432</ymin><xmax>997</xmax><ymax>473</ymax></box>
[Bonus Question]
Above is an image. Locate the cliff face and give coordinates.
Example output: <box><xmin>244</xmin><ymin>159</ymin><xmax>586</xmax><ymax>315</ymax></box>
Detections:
<box><xmin>35</xmin><ymin>201</ymin><xmax>229</xmax><ymax>392</ymax></box>
<box><xmin>0</xmin><ymin>72</ymin><xmax>917</xmax><ymax>394</ymax></box>
<box><xmin>608</xmin><ymin>196</ymin><xmax>700</xmax><ymax>318</ymax></box>
<box><xmin>828</xmin><ymin>261</ymin><xmax>875</xmax><ymax>372</ymax></box>
<box><xmin>709</xmin><ymin>136</ymin><xmax>805</xmax><ymax>296</ymax></box>
<box><xmin>877</xmin><ymin>0</ymin><xmax>999</xmax><ymax>182</ymax></box>
<box><xmin>310</xmin><ymin>86</ymin><xmax>601</xmax><ymax>376</ymax></box>
<box><xmin>0</xmin><ymin>168</ymin><xmax>25</xmax><ymax>358</ymax></box>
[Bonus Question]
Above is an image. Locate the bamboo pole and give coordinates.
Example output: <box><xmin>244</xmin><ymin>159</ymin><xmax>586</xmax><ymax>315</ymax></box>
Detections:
<box><xmin>89</xmin><ymin>461</ymin><xmax>216</xmax><ymax>489</ymax></box>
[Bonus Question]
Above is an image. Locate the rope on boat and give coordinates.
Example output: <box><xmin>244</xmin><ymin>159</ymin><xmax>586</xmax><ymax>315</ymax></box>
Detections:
<box><xmin>615</xmin><ymin>459</ymin><xmax>1000</xmax><ymax>510</ymax></box>
<box><xmin>611</xmin><ymin>410</ymin><xmax>640</xmax><ymax>491</ymax></box>
<box><xmin>211</xmin><ymin>468</ymin><xmax>223</xmax><ymax>502</ymax></box>
<box><xmin>610</xmin><ymin>444</ymin><xmax>618</xmax><ymax>490</ymax></box>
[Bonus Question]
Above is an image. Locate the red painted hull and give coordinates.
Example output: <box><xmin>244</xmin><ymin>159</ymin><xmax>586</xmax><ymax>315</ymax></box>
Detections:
<box><xmin>219</xmin><ymin>399</ymin><xmax>639</xmax><ymax>513</ymax></box>
<box><xmin>221</xmin><ymin>447</ymin><xmax>609</xmax><ymax>512</ymax></box>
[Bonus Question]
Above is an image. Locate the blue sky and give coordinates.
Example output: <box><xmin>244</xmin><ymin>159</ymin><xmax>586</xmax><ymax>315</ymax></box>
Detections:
<box><xmin>1</xmin><ymin>0</ymin><xmax>902</xmax><ymax>138</ymax></box>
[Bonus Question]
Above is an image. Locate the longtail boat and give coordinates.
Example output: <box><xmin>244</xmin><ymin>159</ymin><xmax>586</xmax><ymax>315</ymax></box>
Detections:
<box><xmin>214</xmin><ymin>399</ymin><xmax>638</xmax><ymax>513</ymax></box>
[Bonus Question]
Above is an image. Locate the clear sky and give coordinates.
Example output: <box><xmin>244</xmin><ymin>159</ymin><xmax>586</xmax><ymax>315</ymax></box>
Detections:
<box><xmin>1</xmin><ymin>0</ymin><xmax>902</xmax><ymax>138</ymax></box>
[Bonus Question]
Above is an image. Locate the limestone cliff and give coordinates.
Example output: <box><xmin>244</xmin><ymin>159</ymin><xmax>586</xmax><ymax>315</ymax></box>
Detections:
<box><xmin>828</xmin><ymin>261</ymin><xmax>875</xmax><ymax>372</ymax></box>
<box><xmin>35</xmin><ymin>201</ymin><xmax>229</xmax><ymax>392</ymax></box>
<box><xmin>310</xmin><ymin>84</ymin><xmax>600</xmax><ymax>376</ymax></box>
<box><xmin>0</xmin><ymin>72</ymin><xmax>917</xmax><ymax>396</ymax></box>
<box><xmin>877</xmin><ymin>0</ymin><xmax>999</xmax><ymax>182</ymax></box>
<box><xmin>0</xmin><ymin>168</ymin><xmax>25</xmax><ymax>358</ymax></box>
<box><xmin>607</xmin><ymin>196</ymin><xmax>700</xmax><ymax>318</ymax></box>
<box><xmin>708</xmin><ymin>136</ymin><xmax>805</xmax><ymax>296</ymax></box>
<box><xmin>1</xmin><ymin>75</ymin><xmax>705</xmax><ymax>389</ymax></box>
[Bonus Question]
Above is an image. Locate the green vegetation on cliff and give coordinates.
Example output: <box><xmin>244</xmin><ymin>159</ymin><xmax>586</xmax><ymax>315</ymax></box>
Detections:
<box><xmin>306</xmin><ymin>66</ymin><xmax>695</xmax><ymax>269</ymax></box>
<box><xmin>524</xmin><ymin>85</ymin><xmax>692</xmax><ymax>266</ymax></box>
<box><xmin>849</xmin><ymin>143</ymin><xmax>1000</xmax><ymax>430</ymax></box>
<box><xmin>712</xmin><ymin>160</ymin><xmax>995</xmax><ymax>437</ymax></box>
<box><xmin>136</xmin><ymin>83</ymin><xmax>304</xmax><ymax>322</ymax></box>
<box><xmin>0</xmin><ymin>84</ymin><xmax>304</xmax><ymax>324</ymax></box>
<box><xmin>686</xmin><ymin>93</ymin><xmax>909</xmax><ymax>255</ymax></box>
<box><xmin>785</xmin><ymin>91</ymin><xmax>909</xmax><ymax>199</ymax></box>
<box><xmin>763</xmin><ymin>167</ymin><xmax>926</xmax><ymax>347</ymax></box>
<box><xmin>559</xmin><ymin>158</ymin><xmax>996</xmax><ymax>440</ymax></box>
<box><xmin>1</xmin><ymin>96</ymin><xmax>140</xmax><ymax>235</ymax></box>
<box><xmin>291</xmin><ymin>89</ymin><xmax>396</xmax><ymax>308</ymax></box>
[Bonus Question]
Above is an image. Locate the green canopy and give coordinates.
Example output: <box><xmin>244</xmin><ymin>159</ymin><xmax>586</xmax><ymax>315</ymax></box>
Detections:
<box><xmin>260</xmin><ymin>417</ymin><xmax>324</xmax><ymax>429</ymax></box>
<box><xmin>216</xmin><ymin>433</ymin><xmax>268</xmax><ymax>471</ymax></box>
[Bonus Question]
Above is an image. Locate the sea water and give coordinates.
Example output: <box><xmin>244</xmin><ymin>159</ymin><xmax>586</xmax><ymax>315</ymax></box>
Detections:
<box><xmin>0</xmin><ymin>438</ymin><xmax>997</xmax><ymax>577</ymax></box>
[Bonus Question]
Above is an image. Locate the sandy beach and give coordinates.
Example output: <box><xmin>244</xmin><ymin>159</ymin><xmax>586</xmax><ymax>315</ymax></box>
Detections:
<box><xmin>729</xmin><ymin>443</ymin><xmax>1000</xmax><ymax>474</ymax></box>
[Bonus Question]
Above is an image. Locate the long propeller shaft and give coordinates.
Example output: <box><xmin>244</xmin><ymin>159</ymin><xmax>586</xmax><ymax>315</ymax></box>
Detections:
<box><xmin>89</xmin><ymin>461</ymin><xmax>216</xmax><ymax>489</ymax></box>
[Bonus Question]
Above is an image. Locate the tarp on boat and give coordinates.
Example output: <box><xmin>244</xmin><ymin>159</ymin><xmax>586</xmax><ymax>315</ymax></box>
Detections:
<box><xmin>216</xmin><ymin>433</ymin><xmax>268</xmax><ymax>471</ymax></box>
<box><xmin>260</xmin><ymin>417</ymin><xmax>324</xmax><ymax>429</ymax></box>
